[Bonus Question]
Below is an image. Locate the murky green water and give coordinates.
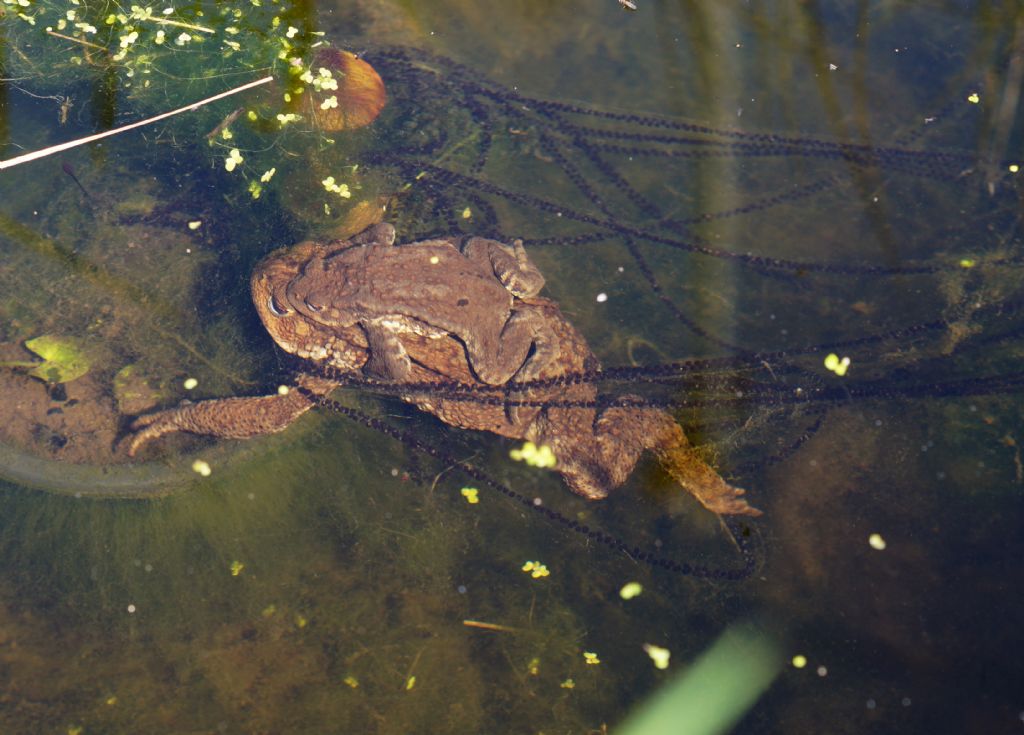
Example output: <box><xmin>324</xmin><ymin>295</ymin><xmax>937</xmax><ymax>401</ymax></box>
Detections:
<box><xmin>1</xmin><ymin>1</ymin><xmax>1023</xmax><ymax>733</ymax></box>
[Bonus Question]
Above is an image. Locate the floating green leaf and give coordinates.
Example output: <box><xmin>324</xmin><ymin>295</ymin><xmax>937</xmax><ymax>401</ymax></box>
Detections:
<box><xmin>24</xmin><ymin>335</ymin><xmax>93</xmax><ymax>384</ymax></box>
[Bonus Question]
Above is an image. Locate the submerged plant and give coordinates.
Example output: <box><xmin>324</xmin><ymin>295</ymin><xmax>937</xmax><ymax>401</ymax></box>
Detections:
<box><xmin>1</xmin><ymin>0</ymin><xmax>386</xmax><ymax>213</ymax></box>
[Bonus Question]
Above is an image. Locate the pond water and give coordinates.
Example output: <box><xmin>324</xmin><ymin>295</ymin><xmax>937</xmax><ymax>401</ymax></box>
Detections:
<box><xmin>1</xmin><ymin>1</ymin><xmax>1023</xmax><ymax>733</ymax></box>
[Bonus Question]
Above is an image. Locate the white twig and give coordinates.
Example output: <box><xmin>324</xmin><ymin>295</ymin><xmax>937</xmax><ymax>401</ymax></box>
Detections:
<box><xmin>144</xmin><ymin>17</ymin><xmax>216</xmax><ymax>33</ymax></box>
<box><xmin>0</xmin><ymin>75</ymin><xmax>274</xmax><ymax>170</ymax></box>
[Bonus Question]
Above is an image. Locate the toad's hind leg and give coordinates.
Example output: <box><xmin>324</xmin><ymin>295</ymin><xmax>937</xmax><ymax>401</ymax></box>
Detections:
<box><xmin>657</xmin><ymin>440</ymin><xmax>760</xmax><ymax>517</ymax></box>
<box><xmin>123</xmin><ymin>374</ymin><xmax>338</xmax><ymax>456</ymax></box>
<box><xmin>466</xmin><ymin>306</ymin><xmax>557</xmax><ymax>387</ymax></box>
<box><xmin>601</xmin><ymin>404</ymin><xmax>761</xmax><ymax>517</ymax></box>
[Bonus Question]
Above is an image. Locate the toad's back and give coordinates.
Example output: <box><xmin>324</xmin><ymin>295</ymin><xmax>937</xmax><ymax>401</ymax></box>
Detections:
<box><xmin>299</xmin><ymin>239</ymin><xmax>515</xmax><ymax>330</ymax></box>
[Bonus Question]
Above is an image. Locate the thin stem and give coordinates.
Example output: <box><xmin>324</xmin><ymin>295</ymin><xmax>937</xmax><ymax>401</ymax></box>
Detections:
<box><xmin>45</xmin><ymin>30</ymin><xmax>108</xmax><ymax>52</ymax></box>
<box><xmin>143</xmin><ymin>17</ymin><xmax>216</xmax><ymax>33</ymax></box>
<box><xmin>0</xmin><ymin>75</ymin><xmax>274</xmax><ymax>170</ymax></box>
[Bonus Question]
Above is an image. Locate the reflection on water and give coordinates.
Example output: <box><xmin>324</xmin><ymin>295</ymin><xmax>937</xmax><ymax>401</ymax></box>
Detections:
<box><xmin>1</xmin><ymin>1</ymin><xmax>1023</xmax><ymax>733</ymax></box>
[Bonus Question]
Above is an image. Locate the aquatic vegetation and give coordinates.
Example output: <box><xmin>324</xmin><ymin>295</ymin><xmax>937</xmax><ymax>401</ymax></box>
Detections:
<box><xmin>521</xmin><ymin>560</ymin><xmax>550</xmax><ymax>579</ymax></box>
<box><xmin>508</xmin><ymin>440</ymin><xmax>557</xmax><ymax>468</ymax></box>
<box><xmin>23</xmin><ymin>334</ymin><xmax>92</xmax><ymax>382</ymax></box>
<box><xmin>619</xmin><ymin>581</ymin><xmax>643</xmax><ymax>599</ymax></box>
<box><xmin>822</xmin><ymin>352</ymin><xmax>850</xmax><ymax>376</ymax></box>
<box><xmin>642</xmin><ymin>643</ymin><xmax>670</xmax><ymax>670</ymax></box>
<box><xmin>1</xmin><ymin>0</ymin><xmax>385</xmax><ymax>211</ymax></box>
<box><xmin>0</xmin><ymin>333</ymin><xmax>94</xmax><ymax>383</ymax></box>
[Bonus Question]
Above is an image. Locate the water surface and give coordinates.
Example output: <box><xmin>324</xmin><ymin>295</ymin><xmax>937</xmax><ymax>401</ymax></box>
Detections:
<box><xmin>1</xmin><ymin>1</ymin><xmax>1022</xmax><ymax>733</ymax></box>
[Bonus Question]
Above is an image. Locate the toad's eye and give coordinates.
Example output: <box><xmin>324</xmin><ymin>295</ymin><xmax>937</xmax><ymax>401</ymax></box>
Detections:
<box><xmin>303</xmin><ymin>296</ymin><xmax>324</xmax><ymax>312</ymax></box>
<box><xmin>268</xmin><ymin>293</ymin><xmax>292</xmax><ymax>317</ymax></box>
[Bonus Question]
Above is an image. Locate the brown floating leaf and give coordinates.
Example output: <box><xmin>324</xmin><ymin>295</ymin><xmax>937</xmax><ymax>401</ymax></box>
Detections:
<box><xmin>307</xmin><ymin>49</ymin><xmax>387</xmax><ymax>132</ymax></box>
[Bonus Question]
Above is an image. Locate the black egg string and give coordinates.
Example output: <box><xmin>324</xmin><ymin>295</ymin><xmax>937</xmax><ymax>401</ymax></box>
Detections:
<box><xmin>279</xmin><ymin>267</ymin><xmax>1020</xmax><ymax>430</ymax></box>
<box><xmin>467</xmin><ymin>87</ymin><xmax>667</xmax><ymax>222</ymax></box>
<box><xmin>425</xmin><ymin>158</ymin><xmax>1020</xmax><ymax>278</ymax></box>
<box><xmin>299</xmin><ymin>387</ymin><xmax>758</xmax><ymax>580</ymax></box>
<box><xmin>622</xmin><ymin>238</ymin><xmax>754</xmax><ymax>355</ymax></box>
<box><xmin>360</xmin><ymin>367</ymin><xmax>1021</xmax><ymax>411</ymax></box>
<box><xmin>367</xmin><ymin>46</ymin><xmax>1015</xmax><ymax>215</ymax></box>
<box><xmin>473</xmin><ymin>91</ymin><xmax>935</xmax><ymax>281</ymax></box>
<box><xmin>661</xmin><ymin>173</ymin><xmax>846</xmax><ymax>227</ymax></box>
<box><xmin>460</xmin><ymin>92</ymin><xmax>869</xmax><ymax>240</ymax></box>
<box><xmin>363</xmin><ymin>46</ymin><xmax>1024</xmax><ymax>286</ymax></box>
<box><xmin>551</xmin><ymin>129</ymin><xmax>982</xmax><ymax>179</ymax></box>
<box><xmin>376</xmin><ymin>42</ymin><xmax>953</xmax><ymax>164</ymax></box>
<box><xmin>368</xmin><ymin>155</ymin><xmax>976</xmax><ymax>278</ymax></box>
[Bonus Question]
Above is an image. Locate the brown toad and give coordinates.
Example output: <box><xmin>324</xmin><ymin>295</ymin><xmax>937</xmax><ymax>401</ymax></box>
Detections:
<box><xmin>279</xmin><ymin>222</ymin><xmax>555</xmax><ymax>384</ymax></box>
<box><xmin>126</xmin><ymin>224</ymin><xmax>758</xmax><ymax>517</ymax></box>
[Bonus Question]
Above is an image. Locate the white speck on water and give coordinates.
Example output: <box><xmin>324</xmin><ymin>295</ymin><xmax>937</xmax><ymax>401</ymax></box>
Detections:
<box><xmin>127</xmin><ymin>604</ymin><xmax>136</xmax><ymax>614</ymax></box>
<box><xmin>596</xmin><ymin>292</ymin><xmax>608</xmax><ymax>303</ymax></box>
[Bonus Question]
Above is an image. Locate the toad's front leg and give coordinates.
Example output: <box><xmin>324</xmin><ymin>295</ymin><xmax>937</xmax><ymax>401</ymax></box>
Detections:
<box><xmin>361</xmin><ymin>318</ymin><xmax>414</xmax><ymax>381</ymax></box>
<box><xmin>124</xmin><ymin>375</ymin><xmax>338</xmax><ymax>456</ymax></box>
<box><xmin>462</xmin><ymin>237</ymin><xmax>545</xmax><ymax>298</ymax></box>
<box><xmin>465</xmin><ymin>305</ymin><xmax>557</xmax><ymax>387</ymax></box>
